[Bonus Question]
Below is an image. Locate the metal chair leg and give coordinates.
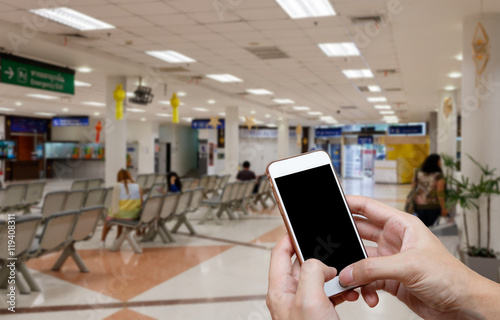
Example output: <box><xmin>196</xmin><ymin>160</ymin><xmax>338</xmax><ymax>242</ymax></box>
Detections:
<box><xmin>19</xmin><ymin>261</ymin><xmax>41</xmax><ymax>291</ymax></box>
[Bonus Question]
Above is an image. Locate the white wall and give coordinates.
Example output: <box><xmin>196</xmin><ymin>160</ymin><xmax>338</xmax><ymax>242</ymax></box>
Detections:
<box><xmin>126</xmin><ymin>120</ymin><xmax>158</xmax><ymax>174</ymax></box>
<box><xmin>159</xmin><ymin>124</ymin><xmax>198</xmax><ymax>176</ymax></box>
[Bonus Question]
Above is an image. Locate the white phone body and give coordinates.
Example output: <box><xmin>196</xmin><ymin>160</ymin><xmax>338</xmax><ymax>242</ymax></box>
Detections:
<box><xmin>266</xmin><ymin>150</ymin><xmax>367</xmax><ymax>297</ymax></box>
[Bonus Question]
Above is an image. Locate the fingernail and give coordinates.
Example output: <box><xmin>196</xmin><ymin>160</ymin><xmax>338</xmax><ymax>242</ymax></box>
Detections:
<box><xmin>340</xmin><ymin>265</ymin><xmax>354</xmax><ymax>286</ymax></box>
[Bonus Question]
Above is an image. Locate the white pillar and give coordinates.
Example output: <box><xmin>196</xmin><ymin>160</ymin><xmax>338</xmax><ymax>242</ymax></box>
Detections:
<box><xmin>105</xmin><ymin>76</ymin><xmax>127</xmax><ymax>187</ymax></box>
<box><xmin>224</xmin><ymin>106</ymin><xmax>239</xmax><ymax>177</ymax></box>
<box><xmin>437</xmin><ymin>90</ymin><xmax>458</xmax><ymax>160</ymax></box>
<box><xmin>462</xmin><ymin>13</ymin><xmax>500</xmax><ymax>252</ymax></box>
<box><xmin>277</xmin><ymin>118</ymin><xmax>289</xmax><ymax>159</ymax></box>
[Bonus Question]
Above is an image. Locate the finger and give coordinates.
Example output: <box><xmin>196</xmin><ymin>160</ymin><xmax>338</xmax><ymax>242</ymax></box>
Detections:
<box><xmin>295</xmin><ymin>259</ymin><xmax>337</xmax><ymax>301</ymax></box>
<box><xmin>292</xmin><ymin>256</ymin><xmax>301</xmax><ymax>279</ymax></box>
<box><xmin>339</xmin><ymin>254</ymin><xmax>409</xmax><ymax>287</ymax></box>
<box><xmin>269</xmin><ymin>235</ymin><xmax>295</xmax><ymax>286</ymax></box>
<box><xmin>347</xmin><ymin>195</ymin><xmax>405</xmax><ymax>226</ymax></box>
<box><xmin>353</xmin><ymin>218</ymin><xmax>382</xmax><ymax>243</ymax></box>
<box><xmin>360</xmin><ymin>283</ymin><xmax>380</xmax><ymax>308</ymax></box>
<box><xmin>364</xmin><ymin>246</ymin><xmax>379</xmax><ymax>258</ymax></box>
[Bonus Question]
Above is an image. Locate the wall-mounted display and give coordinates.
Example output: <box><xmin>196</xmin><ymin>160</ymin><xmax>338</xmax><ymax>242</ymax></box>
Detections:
<box><xmin>0</xmin><ymin>140</ymin><xmax>16</xmax><ymax>159</ymax></box>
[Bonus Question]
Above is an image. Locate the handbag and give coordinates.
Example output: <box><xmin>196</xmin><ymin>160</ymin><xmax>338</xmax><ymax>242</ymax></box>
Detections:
<box><xmin>404</xmin><ymin>171</ymin><xmax>419</xmax><ymax>214</ymax></box>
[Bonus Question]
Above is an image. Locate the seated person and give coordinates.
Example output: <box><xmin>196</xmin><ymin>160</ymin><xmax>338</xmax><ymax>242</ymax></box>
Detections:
<box><xmin>167</xmin><ymin>172</ymin><xmax>182</xmax><ymax>193</ymax></box>
<box><xmin>237</xmin><ymin>161</ymin><xmax>256</xmax><ymax>181</ymax></box>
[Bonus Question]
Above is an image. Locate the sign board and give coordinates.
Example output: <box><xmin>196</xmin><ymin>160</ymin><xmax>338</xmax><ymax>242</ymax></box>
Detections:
<box><xmin>315</xmin><ymin>128</ymin><xmax>342</xmax><ymax>138</ymax></box>
<box><xmin>52</xmin><ymin>116</ymin><xmax>89</xmax><ymax>127</ymax></box>
<box><xmin>239</xmin><ymin>128</ymin><xmax>296</xmax><ymax>139</ymax></box>
<box><xmin>0</xmin><ymin>54</ymin><xmax>75</xmax><ymax>95</ymax></box>
<box><xmin>388</xmin><ymin>124</ymin><xmax>425</xmax><ymax>136</ymax></box>
<box><xmin>10</xmin><ymin>116</ymin><xmax>48</xmax><ymax>133</ymax></box>
<box><xmin>192</xmin><ymin>119</ymin><xmax>225</xmax><ymax>129</ymax></box>
<box><xmin>358</xmin><ymin>135</ymin><xmax>374</xmax><ymax>145</ymax></box>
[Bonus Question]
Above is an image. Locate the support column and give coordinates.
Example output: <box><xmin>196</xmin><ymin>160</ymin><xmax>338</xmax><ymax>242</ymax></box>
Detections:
<box><xmin>462</xmin><ymin>13</ymin><xmax>500</xmax><ymax>252</ymax></box>
<box><xmin>277</xmin><ymin>117</ymin><xmax>289</xmax><ymax>159</ymax></box>
<box><xmin>224</xmin><ymin>106</ymin><xmax>239</xmax><ymax>178</ymax></box>
<box><xmin>105</xmin><ymin>76</ymin><xmax>127</xmax><ymax>187</ymax></box>
<box><xmin>437</xmin><ymin>90</ymin><xmax>458</xmax><ymax>160</ymax></box>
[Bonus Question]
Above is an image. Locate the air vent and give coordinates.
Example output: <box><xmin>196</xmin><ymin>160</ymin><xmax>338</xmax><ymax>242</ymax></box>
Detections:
<box><xmin>157</xmin><ymin>67</ymin><xmax>191</xmax><ymax>73</ymax></box>
<box><xmin>246</xmin><ymin>46</ymin><xmax>289</xmax><ymax>60</ymax></box>
<box><xmin>376</xmin><ymin>69</ymin><xmax>397</xmax><ymax>75</ymax></box>
<box><xmin>351</xmin><ymin>16</ymin><xmax>382</xmax><ymax>25</ymax></box>
<box><xmin>340</xmin><ymin>106</ymin><xmax>358</xmax><ymax>110</ymax></box>
<box><xmin>385</xmin><ymin>88</ymin><xmax>402</xmax><ymax>92</ymax></box>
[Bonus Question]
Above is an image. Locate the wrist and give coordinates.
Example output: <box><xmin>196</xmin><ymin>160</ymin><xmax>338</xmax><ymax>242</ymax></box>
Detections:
<box><xmin>456</xmin><ymin>271</ymin><xmax>500</xmax><ymax>319</ymax></box>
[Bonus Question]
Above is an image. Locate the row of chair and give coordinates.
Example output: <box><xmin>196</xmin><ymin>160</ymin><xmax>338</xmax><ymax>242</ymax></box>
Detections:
<box><xmin>70</xmin><ymin>178</ymin><xmax>104</xmax><ymax>191</ymax></box>
<box><xmin>108</xmin><ymin>188</ymin><xmax>204</xmax><ymax>253</ymax></box>
<box><xmin>0</xmin><ymin>181</ymin><xmax>46</xmax><ymax>213</ymax></box>
<box><xmin>0</xmin><ymin>206</ymin><xmax>105</xmax><ymax>294</ymax></box>
<box><xmin>136</xmin><ymin>173</ymin><xmax>167</xmax><ymax>193</ymax></box>
<box><xmin>198</xmin><ymin>174</ymin><xmax>231</xmax><ymax>198</ymax></box>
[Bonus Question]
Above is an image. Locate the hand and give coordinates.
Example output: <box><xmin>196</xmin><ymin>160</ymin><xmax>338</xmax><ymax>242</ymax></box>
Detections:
<box><xmin>339</xmin><ymin>195</ymin><xmax>500</xmax><ymax>319</ymax></box>
<box><xmin>267</xmin><ymin>236</ymin><xmax>359</xmax><ymax>320</ymax></box>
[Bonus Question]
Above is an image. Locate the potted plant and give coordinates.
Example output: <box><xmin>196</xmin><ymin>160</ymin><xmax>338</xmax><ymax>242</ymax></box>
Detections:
<box><xmin>441</xmin><ymin>154</ymin><xmax>500</xmax><ymax>282</ymax></box>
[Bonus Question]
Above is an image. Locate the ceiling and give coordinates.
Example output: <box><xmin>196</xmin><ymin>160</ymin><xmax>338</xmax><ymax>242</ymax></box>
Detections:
<box><xmin>0</xmin><ymin>0</ymin><xmax>498</xmax><ymax>127</ymax></box>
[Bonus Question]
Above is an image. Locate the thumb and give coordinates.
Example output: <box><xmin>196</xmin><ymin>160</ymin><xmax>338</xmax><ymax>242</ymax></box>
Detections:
<box><xmin>296</xmin><ymin>259</ymin><xmax>337</xmax><ymax>300</ymax></box>
<box><xmin>339</xmin><ymin>254</ymin><xmax>411</xmax><ymax>287</ymax></box>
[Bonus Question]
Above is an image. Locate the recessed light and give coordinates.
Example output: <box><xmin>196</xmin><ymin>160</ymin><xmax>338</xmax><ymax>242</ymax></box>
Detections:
<box><xmin>206</xmin><ymin>74</ymin><xmax>243</xmax><ymax>83</ymax></box>
<box><xmin>368</xmin><ymin>86</ymin><xmax>382</xmax><ymax>92</ymax></box>
<box><xmin>126</xmin><ymin>92</ymin><xmax>135</xmax><ymax>97</ymax></box>
<box><xmin>308</xmin><ymin>111</ymin><xmax>323</xmax><ymax>116</ymax></box>
<box><xmin>267</xmin><ymin>123</ymin><xmax>278</xmax><ymax>128</ymax></box>
<box><xmin>374</xmin><ymin>105</ymin><xmax>392</xmax><ymax>110</ymax></box>
<box><xmin>194</xmin><ymin>107</ymin><xmax>209</xmax><ymax>112</ymax></box>
<box><xmin>250</xmin><ymin>110</ymin><xmax>256</xmax><ymax>115</ymax></box>
<box><xmin>276</xmin><ymin>0</ymin><xmax>336</xmax><ymax>19</ymax></box>
<box><xmin>30</xmin><ymin>7</ymin><xmax>115</xmax><ymax>31</ymax></box>
<box><xmin>444</xmin><ymin>86</ymin><xmax>456</xmax><ymax>91</ymax></box>
<box><xmin>448</xmin><ymin>72</ymin><xmax>462</xmax><ymax>78</ymax></box>
<box><xmin>77</xmin><ymin>67</ymin><xmax>92</xmax><ymax>73</ymax></box>
<box><xmin>207</xmin><ymin>99</ymin><xmax>216</xmax><ymax>104</ymax></box>
<box><xmin>82</xmin><ymin>101</ymin><xmax>105</xmax><ymax>107</ymax></box>
<box><xmin>146</xmin><ymin>50</ymin><xmax>196</xmax><ymax>63</ymax></box>
<box><xmin>265</xmin><ymin>114</ymin><xmax>271</xmax><ymax>118</ymax></box>
<box><xmin>293</xmin><ymin>106</ymin><xmax>310</xmax><ymax>111</ymax></box>
<box><xmin>273</xmin><ymin>99</ymin><xmax>294</xmax><ymax>104</ymax></box>
<box><xmin>0</xmin><ymin>107</ymin><xmax>15</xmax><ymax>112</ymax></box>
<box><xmin>320</xmin><ymin>116</ymin><xmax>336</xmax><ymax>121</ymax></box>
<box><xmin>34</xmin><ymin>112</ymin><xmax>56</xmax><ymax>117</ymax></box>
<box><xmin>62</xmin><ymin>108</ymin><xmax>69</xmax><ymax>112</ymax></box>
<box><xmin>246</xmin><ymin>89</ymin><xmax>273</xmax><ymax>95</ymax></box>
<box><xmin>455</xmin><ymin>54</ymin><xmax>463</xmax><ymax>61</ymax></box>
<box><xmin>367</xmin><ymin>97</ymin><xmax>387</xmax><ymax>103</ymax></box>
<box><xmin>128</xmin><ymin>108</ymin><xmax>146</xmax><ymax>113</ymax></box>
<box><xmin>94</xmin><ymin>112</ymin><xmax>100</xmax><ymax>116</ymax></box>
<box><xmin>15</xmin><ymin>102</ymin><xmax>22</xmax><ymax>106</ymax></box>
<box><xmin>182</xmin><ymin>117</ymin><xmax>193</xmax><ymax>122</ymax></box>
<box><xmin>177</xmin><ymin>92</ymin><xmax>187</xmax><ymax>97</ymax></box>
<box><xmin>342</xmin><ymin>69</ymin><xmax>374</xmax><ymax>79</ymax></box>
<box><xmin>318</xmin><ymin>43</ymin><xmax>360</xmax><ymax>57</ymax></box>
<box><xmin>26</xmin><ymin>93</ymin><xmax>59</xmax><ymax>100</ymax></box>
<box><xmin>219</xmin><ymin>112</ymin><xmax>226</xmax><ymax>116</ymax></box>
<box><xmin>159</xmin><ymin>100</ymin><xmax>185</xmax><ymax>106</ymax></box>
<box><xmin>380</xmin><ymin>110</ymin><xmax>395</xmax><ymax>115</ymax></box>
<box><xmin>141</xmin><ymin>118</ymin><xmax>146</xmax><ymax>122</ymax></box>
<box><xmin>74</xmin><ymin>80</ymin><xmax>91</xmax><ymax>87</ymax></box>
<box><xmin>156</xmin><ymin>113</ymin><xmax>172</xmax><ymax>117</ymax></box>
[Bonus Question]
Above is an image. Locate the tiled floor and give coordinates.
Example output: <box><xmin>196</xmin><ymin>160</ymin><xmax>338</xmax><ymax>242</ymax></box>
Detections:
<box><xmin>0</xmin><ymin>178</ymin><xmax>455</xmax><ymax>319</ymax></box>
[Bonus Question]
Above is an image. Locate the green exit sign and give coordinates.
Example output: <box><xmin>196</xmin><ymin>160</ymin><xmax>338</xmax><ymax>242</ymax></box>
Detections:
<box><xmin>0</xmin><ymin>54</ymin><xmax>75</xmax><ymax>95</ymax></box>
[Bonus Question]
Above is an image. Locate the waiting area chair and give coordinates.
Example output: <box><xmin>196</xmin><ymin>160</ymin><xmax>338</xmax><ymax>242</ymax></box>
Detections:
<box><xmin>171</xmin><ymin>187</ymin><xmax>204</xmax><ymax>235</ymax></box>
<box><xmin>199</xmin><ymin>182</ymin><xmax>239</xmax><ymax>225</ymax></box>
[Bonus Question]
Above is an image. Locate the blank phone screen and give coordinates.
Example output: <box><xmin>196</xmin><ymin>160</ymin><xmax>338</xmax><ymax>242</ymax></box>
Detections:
<box><xmin>275</xmin><ymin>164</ymin><xmax>365</xmax><ymax>271</ymax></box>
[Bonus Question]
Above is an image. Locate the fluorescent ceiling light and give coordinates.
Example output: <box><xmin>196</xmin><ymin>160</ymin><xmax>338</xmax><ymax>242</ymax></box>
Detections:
<box><xmin>34</xmin><ymin>112</ymin><xmax>55</xmax><ymax>117</ymax></box>
<box><xmin>159</xmin><ymin>100</ymin><xmax>185</xmax><ymax>106</ymax></box>
<box><xmin>219</xmin><ymin>112</ymin><xmax>226</xmax><ymax>116</ymax></box>
<box><xmin>380</xmin><ymin>110</ymin><xmax>395</xmax><ymax>115</ymax></box>
<box><xmin>455</xmin><ymin>54</ymin><xmax>463</xmax><ymax>61</ymax></box>
<box><xmin>126</xmin><ymin>92</ymin><xmax>134</xmax><ymax>97</ymax></box>
<box><xmin>26</xmin><ymin>93</ymin><xmax>59</xmax><ymax>100</ymax></box>
<box><xmin>77</xmin><ymin>67</ymin><xmax>92</xmax><ymax>73</ymax></box>
<box><xmin>146</xmin><ymin>50</ymin><xmax>196</xmax><ymax>63</ymax></box>
<box><xmin>62</xmin><ymin>108</ymin><xmax>69</xmax><ymax>112</ymax></box>
<box><xmin>182</xmin><ymin>117</ymin><xmax>193</xmax><ymax>122</ymax></box>
<box><xmin>374</xmin><ymin>105</ymin><xmax>391</xmax><ymax>110</ymax></box>
<box><xmin>265</xmin><ymin>114</ymin><xmax>271</xmax><ymax>118</ymax></box>
<box><xmin>318</xmin><ymin>43</ymin><xmax>360</xmax><ymax>57</ymax></box>
<box><xmin>0</xmin><ymin>107</ymin><xmax>15</xmax><ymax>112</ymax></box>
<box><xmin>75</xmin><ymin>80</ymin><xmax>91</xmax><ymax>87</ymax></box>
<box><xmin>292</xmin><ymin>106</ymin><xmax>310</xmax><ymax>111</ymax></box>
<box><xmin>141</xmin><ymin>118</ymin><xmax>146</xmax><ymax>122</ymax></box>
<box><xmin>128</xmin><ymin>108</ymin><xmax>146</xmax><ymax>113</ymax></box>
<box><xmin>82</xmin><ymin>101</ymin><xmax>105</xmax><ymax>107</ymax></box>
<box><xmin>94</xmin><ymin>112</ymin><xmax>100</xmax><ymax>116</ymax></box>
<box><xmin>342</xmin><ymin>69</ymin><xmax>374</xmax><ymax>79</ymax></box>
<box><xmin>273</xmin><ymin>99</ymin><xmax>295</xmax><ymax>104</ymax></box>
<box><xmin>308</xmin><ymin>111</ymin><xmax>323</xmax><ymax>116</ymax></box>
<box><xmin>254</xmin><ymin>120</ymin><xmax>264</xmax><ymax>125</ymax></box>
<box><xmin>444</xmin><ymin>86</ymin><xmax>456</xmax><ymax>91</ymax></box>
<box><xmin>367</xmin><ymin>97</ymin><xmax>387</xmax><ymax>103</ymax></box>
<box><xmin>30</xmin><ymin>7</ymin><xmax>115</xmax><ymax>31</ymax></box>
<box><xmin>156</xmin><ymin>113</ymin><xmax>172</xmax><ymax>117</ymax></box>
<box><xmin>368</xmin><ymin>85</ymin><xmax>382</xmax><ymax>92</ymax></box>
<box><xmin>250</xmin><ymin>110</ymin><xmax>256</xmax><ymax>115</ymax></box>
<box><xmin>207</xmin><ymin>99</ymin><xmax>216</xmax><ymax>104</ymax></box>
<box><xmin>206</xmin><ymin>74</ymin><xmax>243</xmax><ymax>83</ymax></box>
<box><xmin>448</xmin><ymin>72</ymin><xmax>462</xmax><ymax>78</ymax></box>
<box><xmin>194</xmin><ymin>107</ymin><xmax>209</xmax><ymax>112</ymax></box>
<box><xmin>267</xmin><ymin>123</ymin><xmax>277</xmax><ymax>128</ymax></box>
<box><xmin>177</xmin><ymin>92</ymin><xmax>187</xmax><ymax>97</ymax></box>
<box><xmin>276</xmin><ymin>0</ymin><xmax>336</xmax><ymax>19</ymax></box>
<box><xmin>15</xmin><ymin>102</ymin><xmax>22</xmax><ymax>106</ymax></box>
<box><xmin>320</xmin><ymin>116</ymin><xmax>336</xmax><ymax>121</ymax></box>
<box><xmin>246</xmin><ymin>89</ymin><xmax>273</xmax><ymax>95</ymax></box>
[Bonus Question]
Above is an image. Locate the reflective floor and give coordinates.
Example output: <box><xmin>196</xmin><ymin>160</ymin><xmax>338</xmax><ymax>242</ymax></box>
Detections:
<box><xmin>0</xmin><ymin>178</ymin><xmax>457</xmax><ymax>319</ymax></box>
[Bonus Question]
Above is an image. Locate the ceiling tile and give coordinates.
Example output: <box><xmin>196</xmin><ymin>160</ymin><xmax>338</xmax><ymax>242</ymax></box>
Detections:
<box><xmin>119</xmin><ymin>1</ymin><xmax>177</xmax><ymax>15</ymax></box>
<box><xmin>145</xmin><ymin>14</ymin><xmax>198</xmax><ymax>26</ymax></box>
<box><xmin>189</xmin><ymin>11</ymin><xmax>241</xmax><ymax>24</ymax></box>
<box><xmin>235</xmin><ymin>8</ymin><xmax>289</xmax><ymax>21</ymax></box>
<box><xmin>206</xmin><ymin>22</ymin><xmax>255</xmax><ymax>33</ymax></box>
<box><xmin>72</xmin><ymin>4</ymin><xmax>132</xmax><ymax>18</ymax></box>
<box><xmin>105</xmin><ymin>16</ymin><xmax>154</xmax><ymax>27</ymax></box>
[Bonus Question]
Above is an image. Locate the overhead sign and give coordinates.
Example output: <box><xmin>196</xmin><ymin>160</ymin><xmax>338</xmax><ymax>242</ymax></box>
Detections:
<box><xmin>388</xmin><ymin>124</ymin><xmax>425</xmax><ymax>136</ymax></box>
<box><xmin>52</xmin><ymin>116</ymin><xmax>89</xmax><ymax>127</ymax></box>
<box><xmin>10</xmin><ymin>116</ymin><xmax>48</xmax><ymax>133</ymax></box>
<box><xmin>0</xmin><ymin>54</ymin><xmax>75</xmax><ymax>95</ymax></box>
<box><xmin>315</xmin><ymin>128</ymin><xmax>342</xmax><ymax>138</ymax></box>
<box><xmin>358</xmin><ymin>135</ymin><xmax>374</xmax><ymax>145</ymax></box>
<box><xmin>192</xmin><ymin>119</ymin><xmax>225</xmax><ymax>129</ymax></box>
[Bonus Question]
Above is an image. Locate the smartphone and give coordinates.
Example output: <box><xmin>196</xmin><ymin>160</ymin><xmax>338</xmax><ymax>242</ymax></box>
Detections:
<box><xmin>266</xmin><ymin>150</ymin><xmax>367</xmax><ymax>297</ymax></box>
